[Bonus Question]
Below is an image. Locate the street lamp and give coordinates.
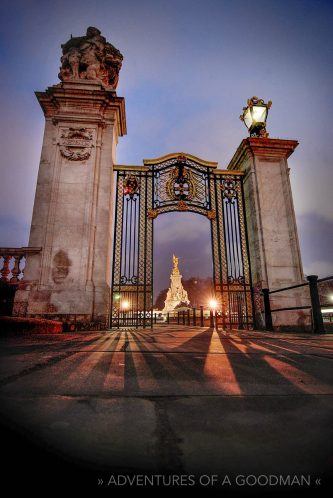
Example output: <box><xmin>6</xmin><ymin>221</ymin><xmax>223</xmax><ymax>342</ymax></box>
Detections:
<box><xmin>208</xmin><ymin>299</ymin><xmax>218</xmax><ymax>328</ymax></box>
<box><xmin>240</xmin><ymin>96</ymin><xmax>272</xmax><ymax>138</ymax></box>
<box><xmin>121</xmin><ymin>300</ymin><xmax>129</xmax><ymax>310</ymax></box>
<box><xmin>208</xmin><ymin>299</ymin><xmax>218</xmax><ymax>309</ymax></box>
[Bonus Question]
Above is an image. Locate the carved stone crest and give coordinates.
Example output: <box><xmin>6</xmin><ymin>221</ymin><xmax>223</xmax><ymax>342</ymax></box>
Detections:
<box><xmin>60</xmin><ymin>128</ymin><xmax>94</xmax><ymax>161</ymax></box>
<box><xmin>58</xmin><ymin>27</ymin><xmax>123</xmax><ymax>90</ymax></box>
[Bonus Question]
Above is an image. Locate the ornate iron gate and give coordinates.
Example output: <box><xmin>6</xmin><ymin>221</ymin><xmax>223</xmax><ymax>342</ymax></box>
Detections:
<box><xmin>111</xmin><ymin>153</ymin><xmax>253</xmax><ymax>329</ymax></box>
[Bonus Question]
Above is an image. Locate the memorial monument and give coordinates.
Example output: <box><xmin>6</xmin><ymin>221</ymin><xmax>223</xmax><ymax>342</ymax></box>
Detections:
<box><xmin>163</xmin><ymin>255</ymin><xmax>190</xmax><ymax>312</ymax></box>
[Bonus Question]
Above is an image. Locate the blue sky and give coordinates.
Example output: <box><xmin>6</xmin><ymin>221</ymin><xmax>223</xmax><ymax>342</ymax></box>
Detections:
<box><xmin>0</xmin><ymin>0</ymin><xmax>332</xmax><ymax>295</ymax></box>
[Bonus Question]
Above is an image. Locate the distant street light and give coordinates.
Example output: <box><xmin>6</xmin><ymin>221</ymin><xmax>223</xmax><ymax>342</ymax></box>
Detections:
<box><xmin>240</xmin><ymin>96</ymin><xmax>272</xmax><ymax>138</ymax></box>
<box><xmin>121</xmin><ymin>300</ymin><xmax>130</xmax><ymax>310</ymax></box>
<box><xmin>208</xmin><ymin>299</ymin><xmax>218</xmax><ymax>310</ymax></box>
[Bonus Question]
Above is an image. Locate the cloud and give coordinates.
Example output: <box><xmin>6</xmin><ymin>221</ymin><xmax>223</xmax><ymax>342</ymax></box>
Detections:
<box><xmin>297</xmin><ymin>213</ymin><xmax>333</xmax><ymax>277</ymax></box>
<box><xmin>303</xmin><ymin>260</ymin><xmax>333</xmax><ymax>279</ymax></box>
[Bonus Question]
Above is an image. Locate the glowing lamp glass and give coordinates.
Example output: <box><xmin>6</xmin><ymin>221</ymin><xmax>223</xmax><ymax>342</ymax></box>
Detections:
<box><xmin>244</xmin><ymin>108</ymin><xmax>252</xmax><ymax>129</ymax></box>
<box><xmin>251</xmin><ymin>105</ymin><xmax>267</xmax><ymax>125</ymax></box>
<box><xmin>209</xmin><ymin>299</ymin><xmax>218</xmax><ymax>309</ymax></box>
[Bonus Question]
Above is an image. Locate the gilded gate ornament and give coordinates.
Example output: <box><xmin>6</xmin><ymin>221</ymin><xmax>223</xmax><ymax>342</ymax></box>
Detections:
<box><xmin>147</xmin><ymin>208</ymin><xmax>158</xmax><ymax>219</ymax></box>
<box><xmin>166</xmin><ymin>163</ymin><xmax>196</xmax><ymax>201</ymax></box>
<box><xmin>123</xmin><ymin>174</ymin><xmax>139</xmax><ymax>198</ymax></box>
<box><xmin>207</xmin><ymin>210</ymin><xmax>216</xmax><ymax>220</ymax></box>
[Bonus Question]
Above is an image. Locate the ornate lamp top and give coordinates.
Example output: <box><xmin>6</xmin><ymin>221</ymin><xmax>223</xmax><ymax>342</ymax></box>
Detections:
<box><xmin>58</xmin><ymin>27</ymin><xmax>123</xmax><ymax>90</ymax></box>
<box><xmin>239</xmin><ymin>96</ymin><xmax>272</xmax><ymax>138</ymax></box>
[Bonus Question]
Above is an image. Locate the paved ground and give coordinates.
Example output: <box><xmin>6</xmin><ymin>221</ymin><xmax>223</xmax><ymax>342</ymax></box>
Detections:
<box><xmin>0</xmin><ymin>326</ymin><xmax>332</xmax><ymax>493</ymax></box>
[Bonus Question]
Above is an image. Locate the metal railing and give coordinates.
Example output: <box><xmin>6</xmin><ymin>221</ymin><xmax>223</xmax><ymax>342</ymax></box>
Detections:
<box><xmin>153</xmin><ymin>306</ymin><xmax>225</xmax><ymax>329</ymax></box>
<box><xmin>262</xmin><ymin>275</ymin><xmax>332</xmax><ymax>334</ymax></box>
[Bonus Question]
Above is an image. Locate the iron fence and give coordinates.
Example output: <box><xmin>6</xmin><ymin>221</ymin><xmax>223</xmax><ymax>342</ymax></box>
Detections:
<box><xmin>262</xmin><ymin>275</ymin><xmax>332</xmax><ymax>333</ymax></box>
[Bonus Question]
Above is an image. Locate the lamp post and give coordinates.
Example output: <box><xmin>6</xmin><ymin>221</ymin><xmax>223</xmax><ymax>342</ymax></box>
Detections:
<box><xmin>240</xmin><ymin>96</ymin><xmax>272</xmax><ymax>138</ymax></box>
<box><xmin>209</xmin><ymin>299</ymin><xmax>218</xmax><ymax>328</ymax></box>
<box><xmin>121</xmin><ymin>300</ymin><xmax>129</xmax><ymax>326</ymax></box>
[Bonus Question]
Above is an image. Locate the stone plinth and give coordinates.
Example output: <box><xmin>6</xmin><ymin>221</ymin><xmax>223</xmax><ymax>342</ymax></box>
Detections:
<box><xmin>13</xmin><ymin>80</ymin><xmax>126</xmax><ymax>327</ymax></box>
<box><xmin>228</xmin><ymin>138</ymin><xmax>310</xmax><ymax>330</ymax></box>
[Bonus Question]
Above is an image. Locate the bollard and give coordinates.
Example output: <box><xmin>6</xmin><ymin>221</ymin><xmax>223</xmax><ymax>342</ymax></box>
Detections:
<box><xmin>193</xmin><ymin>307</ymin><xmax>197</xmax><ymax>326</ymax></box>
<box><xmin>307</xmin><ymin>275</ymin><xmax>325</xmax><ymax>334</ymax></box>
<box><xmin>167</xmin><ymin>312</ymin><xmax>170</xmax><ymax>324</ymax></box>
<box><xmin>200</xmin><ymin>306</ymin><xmax>204</xmax><ymax>327</ymax></box>
<box><xmin>182</xmin><ymin>310</ymin><xmax>186</xmax><ymax>325</ymax></box>
<box><xmin>177</xmin><ymin>311</ymin><xmax>180</xmax><ymax>325</ymax></box>
<box><xmin>262</xmin><ymin>288</ymin><xmax>273</xmax><ymax>331</ymax></box>
<box><xmin>209</xmin><ymin>309</ymin><xmax>214</xmax><ymax>328</ymax></box>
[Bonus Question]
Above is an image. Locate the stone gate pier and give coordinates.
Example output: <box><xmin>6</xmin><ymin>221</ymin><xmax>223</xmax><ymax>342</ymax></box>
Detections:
<box><xmin>13</xmin><ymin>28</ymin><xmax>126</xmax><ymax>328</ymax></box>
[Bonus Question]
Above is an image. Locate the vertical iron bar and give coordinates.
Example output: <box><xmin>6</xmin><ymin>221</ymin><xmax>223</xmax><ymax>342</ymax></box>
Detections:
<box><xmin>210</xmin><ymin>309</ymin><xmax>214</xmax><ymax>328</ymax></box>
<box><xmin>262</xmin><ymin>288</ymin><xmax>273</xmax><ymax>331</ymax></box>
<box><xmin>111</xmin><ymin>171</ymin><xmax>122</xmax><ymax>328</ymax></box>
<box><xmin>143</xmin><ymin>173</ymin><xmax>148</xmax><ymax>328</ymax></box>
<box><xmin>200</xmin><ymin>306</ymin><xmax>204</xmax><ymax>327</ymax></box>
<box><xmin>240</xmin><ymin>176</ymin><xmax>255</xmax><ymax>330</ymax></box>
<box><xmin>307</xmin><ymin>275</ymin><xmax>325</xmax><ymax>334</ymax></box>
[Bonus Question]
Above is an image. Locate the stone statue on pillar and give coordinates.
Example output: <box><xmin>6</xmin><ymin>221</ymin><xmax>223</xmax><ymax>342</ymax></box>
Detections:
<box><xmin>163</xmin><ymin>255</ymin><xmax>190</xmax><ymax>312</ymax></box>
<box><xmin>58</xmin><ymin>26</ymin><xmax>123</xmax><ymax>90</ymax></box>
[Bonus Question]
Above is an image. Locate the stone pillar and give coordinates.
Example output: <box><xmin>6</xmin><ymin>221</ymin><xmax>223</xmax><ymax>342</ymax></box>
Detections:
<box><xmin>13</xmin><ymin>80</ymin><xmax>126</xmax><ymax>326</ymax></box>
<box><xmin>228</xmin><ymin>138</ymin><xmax>309</xmax><ymax>330</ymax></box>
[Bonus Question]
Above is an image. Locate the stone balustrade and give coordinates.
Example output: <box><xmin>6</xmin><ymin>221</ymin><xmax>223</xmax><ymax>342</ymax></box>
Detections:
<box><xmin>0</xmin><ymin>247</ymin><xmax>41</xmax><ymax>283</ymax></box>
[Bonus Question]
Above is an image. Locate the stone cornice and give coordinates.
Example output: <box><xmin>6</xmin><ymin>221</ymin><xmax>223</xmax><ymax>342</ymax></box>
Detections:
<box><xmin>227</xmin><ymin>138</ymin><xmax>299</xmax><ymax>170</ymax></box>
<box><xmin>0</xmin><ymin>247</ymin><xmax>42</xmax><ymax>255</ymax></box>
<box><xmin>35</xmin><ymin>82</ymin><xmax>127</xmax><ymax>136</ymax></box>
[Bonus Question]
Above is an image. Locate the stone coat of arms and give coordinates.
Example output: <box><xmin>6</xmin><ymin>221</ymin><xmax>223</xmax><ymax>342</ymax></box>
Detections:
<box><xmin>59</xmin><ymin>128</ymin><xmax>94</xmax><ymax>161</ymax></box>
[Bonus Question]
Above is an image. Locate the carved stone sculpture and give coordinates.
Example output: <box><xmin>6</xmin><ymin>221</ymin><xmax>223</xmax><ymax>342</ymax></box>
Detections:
<box><xmin>163</xmin><ymin>255</ymin><xmax>190</xmax><ymax>312</ymax></box>
<box><xmin>58</xmin><ymin>27</ymin><xmax>123</xmax><ymax>90</ymax></box>
<box><xmin>59</xmin><ymin>128</ymin><xmax>94</xmax><ymax>161</ymax></box>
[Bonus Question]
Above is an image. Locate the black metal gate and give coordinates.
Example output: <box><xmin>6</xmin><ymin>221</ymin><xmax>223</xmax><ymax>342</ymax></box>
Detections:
<box><xmin>111</xmin><ymin>153</ymin><xmax>253</xmax><ymax>329</ymax></box>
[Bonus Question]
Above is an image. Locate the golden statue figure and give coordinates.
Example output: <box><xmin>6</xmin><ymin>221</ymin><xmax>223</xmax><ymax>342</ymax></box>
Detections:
<box><xmin>173</xmin><ymin>254</ymin><xmax>179</xmax><ymax>270</ymax></box>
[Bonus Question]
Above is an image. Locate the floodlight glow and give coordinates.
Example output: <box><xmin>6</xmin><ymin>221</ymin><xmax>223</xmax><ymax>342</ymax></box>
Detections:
<box><xmin>209</xmin><ymin>299</ymin><xmax>218</xmax><ymax>309</ymax></box>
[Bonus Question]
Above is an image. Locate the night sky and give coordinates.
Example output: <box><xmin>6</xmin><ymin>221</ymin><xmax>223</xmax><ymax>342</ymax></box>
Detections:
<box><xmin>0</xmin><ymin>0</ymin><xmax>332</xmax><ymax>298</ymax></box>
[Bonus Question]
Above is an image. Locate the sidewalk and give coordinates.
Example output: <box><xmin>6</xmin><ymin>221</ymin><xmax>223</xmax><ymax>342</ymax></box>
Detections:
<box><xmin>0</xmin><ymin>326</ymin><xmax>332</xmax><ymax>492</ymax></box>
